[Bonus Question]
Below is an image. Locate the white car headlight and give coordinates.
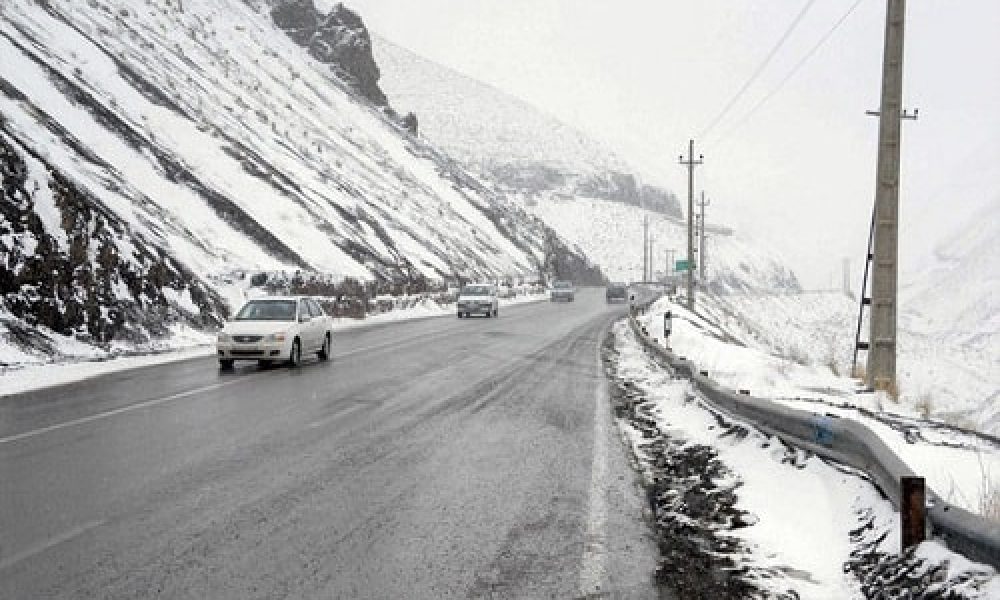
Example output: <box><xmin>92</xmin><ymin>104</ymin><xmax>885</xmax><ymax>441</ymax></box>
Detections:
<box><xmin>266</xmin><ymin>332</ymin><xmax>287</xmax><ymax>342</ymax></box>
<box><xmin>217</xmin><ymin>332</ymin><xmax>230</xmax><ymax>342</ymax></box>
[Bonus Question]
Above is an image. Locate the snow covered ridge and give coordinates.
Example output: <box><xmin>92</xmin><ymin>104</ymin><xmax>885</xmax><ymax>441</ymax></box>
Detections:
<box><xmin>372</xmin><ymin>36</ymin><xmax>682</xmax><ymax>216</ymax></box>
<box><xmin>0</xmin><ymin>0</ymin><xmax>600</xmax><ymax>358</ymax></box>
<box><xmin>528</xmin><ymin>196</ymin><xmax>799</xmax><ymax>292</ymax></box>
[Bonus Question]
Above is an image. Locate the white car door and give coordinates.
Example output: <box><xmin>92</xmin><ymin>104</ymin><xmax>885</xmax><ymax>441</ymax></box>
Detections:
<box><xmin>308</xmin><ymin>299</ymin><xmax>326</xmax><ymax>350</ymax></box>
<box><xmin>306</xmin><ymin>299</ymin><xmax>323</xmax><ymax>351</ymax></box>
<box><xmin>296</xmin><ymin>299</ymin><xmax>315</xmax><ymax>351</ymax></box>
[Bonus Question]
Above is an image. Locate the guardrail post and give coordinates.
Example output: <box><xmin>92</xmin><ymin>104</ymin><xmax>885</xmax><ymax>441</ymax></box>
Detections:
<box><xmin>901</xmin><ymin>476</ymin><xmax>926</xmax><ymax>550</ymax></box>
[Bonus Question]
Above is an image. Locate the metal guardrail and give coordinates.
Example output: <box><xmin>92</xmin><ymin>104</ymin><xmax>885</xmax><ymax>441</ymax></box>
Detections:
<box><xmin>626</xmin><ymin>311</ymin><xmax>1000</xmax><ymax>569</ymax></box>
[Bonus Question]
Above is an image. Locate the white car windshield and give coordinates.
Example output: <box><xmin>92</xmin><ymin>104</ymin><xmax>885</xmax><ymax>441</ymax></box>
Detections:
<box><xmin>461</xmin><ymin>286</ymin><xmax>492</xmax><ymax>296</ymax></box>
<box><xmin>234</xmin><ymin>300</ymin><xmax>297</xmax><ymax>321</ymax></box>
<box><xmin>553</xmin><ymin>281</ymin><xmax>572</xmax><ymax>289</ymax></box>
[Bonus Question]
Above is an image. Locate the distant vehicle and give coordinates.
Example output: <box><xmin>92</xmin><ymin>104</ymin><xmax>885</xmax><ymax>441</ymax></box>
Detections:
<box><xmin>457</xmin><ymin>283</ymin><xmax>499</xmax><ymax>318</ymax></box>
<box><xmin>550</xmin><ymin>280</ymin><xmax>575</xmax><ymax>302</ymax></box>
<box><xmin>497</xmin><ymin>284</ymin><xmax>516</xmax><ymax>299</ymax></box>
<box><xmin>605</xmin><ymin>283</ymin><xmax>627</xmax><ymax>303</ymax></box>
<box><xmin>216</xmin><ymin>296</ymin><xmax>333</xmax><ymax>369</ymax></box>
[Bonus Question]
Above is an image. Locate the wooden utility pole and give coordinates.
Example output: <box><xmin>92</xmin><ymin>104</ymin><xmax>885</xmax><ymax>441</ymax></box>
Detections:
<box><xmin>698</xmin><ymin>192</ymin><xmax>710</xmax><ymax>281</ymax></box>
<box><xmin>866</xmin><ymin>0</ymin><xmax>915</xmax><ymax>392</ymax></box>
<box><xmin>679</xmin><ymin>139</ymin><xmax>703</xmax><ymax>310</ymax></box>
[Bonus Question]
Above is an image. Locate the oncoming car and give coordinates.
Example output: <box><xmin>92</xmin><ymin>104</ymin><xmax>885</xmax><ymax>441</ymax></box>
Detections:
<box><xmin>216</xmin><ymin>296</ymin><xmax>333</xmax><ymax>369</ymax></box>
<box><xmin>550</xmin><ymin>280</ymin><xmax>575</xmax><ymax>302</ymax></box>
<box><xmin>457</xmin><ymin>283</ymin><xmax>499</xmax><ymax>318</ymax></box>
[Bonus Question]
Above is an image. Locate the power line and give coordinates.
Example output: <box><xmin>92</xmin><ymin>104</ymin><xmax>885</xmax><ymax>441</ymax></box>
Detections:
<box><xmin>711</xmin><ymin>0</ymin><xmax>868</xmax><ymax>147</ymax></box>
<box><xmin>698</xmin><ymin>0</ymin><xmax>819</xmax><ymax>140</ymax></box>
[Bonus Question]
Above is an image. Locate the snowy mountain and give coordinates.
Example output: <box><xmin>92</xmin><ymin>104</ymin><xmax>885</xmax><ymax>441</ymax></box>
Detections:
<box><xmin>901</xmin><ymin>197</ymin><xmax>999</xmax><ymax>352</ymax></box>
<box><xmin>372</xmin><ymin>36</ymin><xmax>682</xmax><ymax>216</ymax></box>
<box><xmin>897</xmin><ymin>198</ymin><xmax>1000</xmax><ymax>431</ymax></box>
<box><xmin>372</xmin><ymin>35</ymin><xmax>798</xmax><ymax>293</ymax></box>
<box><xmin>529</xmin><ymin>197</ymin><xmax>800</xmax><ymax>293</ymax></box>
<box><xmin>0</xmin><ymin>0</ymin><xmax>601</xmax><ymax>360</ymax></box>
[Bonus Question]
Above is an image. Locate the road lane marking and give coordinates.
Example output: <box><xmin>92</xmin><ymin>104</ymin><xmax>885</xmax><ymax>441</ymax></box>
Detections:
<box><xmin>0</xmin><ymin>377</ymin><xmax>254</xmax><ymax>445</ymax></box>
<box><xmin>579</xmin><ymin>335</ymin><xmax>611</xmax><ymax>596</ymax></box>
<box><xmin>0</xmin><ymin>519</ymin><xmax>105</xmax><ymax>571</ymax></box>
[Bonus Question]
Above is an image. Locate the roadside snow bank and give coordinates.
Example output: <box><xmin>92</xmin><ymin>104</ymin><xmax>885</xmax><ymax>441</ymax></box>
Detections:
<box><xmin>637</xmin><ymin>293</ymin><xmax>1000</xmax><ymax>520</ymax></box>
<box><xmin>611</xmin><ymin>320</ymin><xmax>1000</xmax><ymax>598</ymax></box>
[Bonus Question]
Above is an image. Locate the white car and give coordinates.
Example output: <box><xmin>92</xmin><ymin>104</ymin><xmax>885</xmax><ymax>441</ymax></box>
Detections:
<box><xmin>456</xmin><ymin>283</ymin><xmax>499</xmax><ymax>318</ymax></box>
<box><xmin>216</xmin><ymin>296</ymin><xmax>333</xmax><ymax>369</ymax></box>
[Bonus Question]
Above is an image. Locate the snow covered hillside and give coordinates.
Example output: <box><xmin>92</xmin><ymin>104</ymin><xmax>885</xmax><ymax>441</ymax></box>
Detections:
<box><xmin>637</xmin><ymin>287</ymin><xmax>999</xmax><ymax>436</ymax></box>
<box><xmin>0</xmin><ymin>0</ymin><xmax>599</xmax><ymax>362</ymax></box>
<box><xmin>371</xmin><ymin>37</ymin><xmax>802</xmax><ymax>294</ymax></box>
<box><xmin>529</xmin><ymin>197</ymin><xmax>799</xmax><ymax>293</ymax></box>
<box><xmin>372</xmin><ymin>36</ymin><xmax>681</xmax><ymax>216</ymax></box>
<box><xmin>901</xmin><ymin>197</ymin><xmax>999</xmax><ymax>355</ymax></box>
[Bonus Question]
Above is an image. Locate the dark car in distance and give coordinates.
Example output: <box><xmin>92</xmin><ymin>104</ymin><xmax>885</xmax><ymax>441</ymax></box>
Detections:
<box><xmin>549</xmin><ymin>280</ymin><xmax>575</xmax><ymax>302</ymax></box>
<box><xmin>605</xmin><ymin>283</ymin><xmax>627</xmax><ymax>303</ymax></box>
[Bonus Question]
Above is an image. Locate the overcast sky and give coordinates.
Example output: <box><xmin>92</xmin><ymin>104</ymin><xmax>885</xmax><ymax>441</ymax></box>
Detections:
<box><xmin>336</xmin><ymin>0</ymin><xmax>999</xmax><ymax>289</ymax></box>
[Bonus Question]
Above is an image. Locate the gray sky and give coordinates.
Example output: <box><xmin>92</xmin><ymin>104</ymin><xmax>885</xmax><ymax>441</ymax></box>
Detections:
<box><xmin>336</xmin><ymin>0</ymin><xmax>1000</xmax><ymax>289</ymax></box>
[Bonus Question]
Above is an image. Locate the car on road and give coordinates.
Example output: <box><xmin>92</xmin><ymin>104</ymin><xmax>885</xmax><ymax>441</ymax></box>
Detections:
<box><xmin>216</xmin><ymin>296</ymin><xmax>333</xmax><ymax>369</ymax></box>
<box><xmin>549</xmin><ymin>280</ymin><xmax>575</xmax><ymax>302</ymax></box>
<box><xmin>457</xmin><ymin>283</ymin><xmax>499</xmax><ymax>318</ymax></box>
<box><xmin>605</xmin><ymin>282</ymin><xmax>627</xmax><ymax>303</ymax></box>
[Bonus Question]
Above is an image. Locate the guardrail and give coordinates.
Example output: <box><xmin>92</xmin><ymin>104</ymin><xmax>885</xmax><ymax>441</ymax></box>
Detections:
<box><xmin>626</xmin><ymin>309</ymin><xmax>1000</xmax><ymax>569</ymax></box>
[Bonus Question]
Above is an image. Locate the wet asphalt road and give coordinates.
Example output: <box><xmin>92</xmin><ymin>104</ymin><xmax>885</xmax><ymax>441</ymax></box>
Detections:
<box><xmin>0</xmin><ymin>289</ymin><xmax>658</xmax><ymax>599</ymax></box>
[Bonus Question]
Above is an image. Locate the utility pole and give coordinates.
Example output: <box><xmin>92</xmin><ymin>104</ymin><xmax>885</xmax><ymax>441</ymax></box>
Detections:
<box><xmin>648</xmin><ymin>235</ymin><xmax>655</xmax><ymax>281</ymax></box>
<box><xmin>679</xmin><ymin>139</ymin><xmax>703</xmax><ymax>310</ymax></box>
<box><xmin>865</xmin><ymin>0</ymin><xmax>916</xmax><ymax>392</ymax></box>
<box><xmin>843</xmin><ymin>258</ymin><xmax>851</xmax><ymax>296</ymax></box>
<box><xmin>698</xmin><ymin>192</ymin><xmax>710</xmax><ymax>281</ymax></box>
<box><xmin>642</xmin><ymin>215</ymin><xmax>649</xmax><ymax>283</ymax></box>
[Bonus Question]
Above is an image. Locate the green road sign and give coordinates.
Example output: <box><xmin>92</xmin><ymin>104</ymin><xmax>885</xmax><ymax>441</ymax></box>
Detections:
<box><xmin>675</xmin><ymin>259</ymin><xmax>695</xmax><ymax>272</ymax></box>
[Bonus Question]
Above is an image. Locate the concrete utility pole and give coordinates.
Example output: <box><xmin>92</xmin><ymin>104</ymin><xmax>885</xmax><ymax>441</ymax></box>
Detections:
<box><xmin>642</xmin><ymin>215</ymin><xmax>649</xmax><ymax>282</ymax></box>
<box><xmin>679</xmin><ymin>139</ymin><xmax>703</xmax><ymax>310</ymax></box>
<box><xmin>866</xmin><ymin>0</ymin><xmax>916</xmax><ymax>392</ymax></box>
<box><xmin>648</xmin><ymin>235</ymin><xmax>655</xmax><ymax>281</ymax></box>
<box><xmin>698</xmin><ymin>192</ymin><xmax>710</xmax><ymax>281</ymax></box>
<box><xmin>843</xmin><ymin>258</ymin><xmax>851</xmax><ymax>296</ymax></box>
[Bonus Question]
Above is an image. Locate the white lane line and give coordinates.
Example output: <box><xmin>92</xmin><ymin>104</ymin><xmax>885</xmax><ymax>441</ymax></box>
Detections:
<box><xmin>0</xmin><ymin>519</ymin><xmax>105</xmax><ymax>571</ymax></box>
<box><xmin>579</xmin><ymin>338</ymin><xmax>611</xmax><ymax>596</ymax></box>
<box><xmin>0</xmin><ymin>377</ymin><xmax>253</xmax><ymax>445</ymax></box>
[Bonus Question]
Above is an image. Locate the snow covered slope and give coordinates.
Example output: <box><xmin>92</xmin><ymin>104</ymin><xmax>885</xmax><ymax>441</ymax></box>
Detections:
<box><xmin>0</xmin><ymin>0</ymin><xmax>598</xmax><ymax>360</ymax></box>
<box><xmin>902</xmin><ymin>197</ymin><xmax>999</xmax><ymax>354</ymax></box>
<box><xmin>371</xmin><ymin>35</ymin><xmax>801</xmax><ymax>293</ymax></box>
<box><xmin>529</xmin><ymin>196</ymin><xmax>799</xmax><ymax>293</ymax></box>
<box><xmin>372</xmin><ymin>35</ymin><xmax>681</xmax><ymax>216</ymax></box>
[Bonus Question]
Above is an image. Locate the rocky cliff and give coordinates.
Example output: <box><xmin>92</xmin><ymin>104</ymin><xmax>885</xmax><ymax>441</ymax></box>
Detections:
<box><xmin>270</xmin><ymin>0</ymin><xmax>388</xmax><ymax>106</ymax></box>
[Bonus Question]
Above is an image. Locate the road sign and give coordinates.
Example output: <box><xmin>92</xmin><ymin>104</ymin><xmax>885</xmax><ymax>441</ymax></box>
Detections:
<box><xmin>675</xmin><ymin>259</ymin><xmax>695</xmax><ymax>272</ymax></box>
